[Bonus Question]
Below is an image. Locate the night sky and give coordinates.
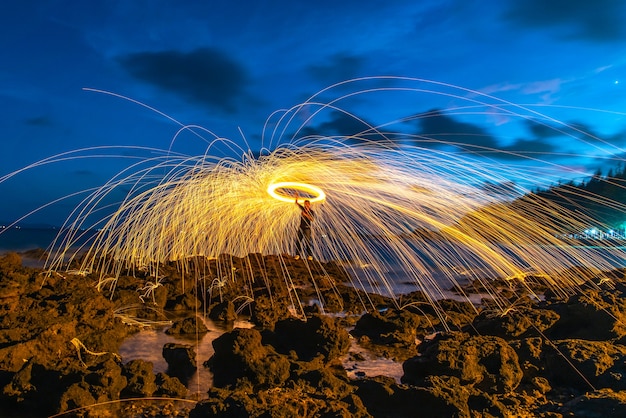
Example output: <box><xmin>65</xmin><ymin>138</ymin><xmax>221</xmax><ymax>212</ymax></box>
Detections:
<box><xmin>1</xmin><ymin>0</ymin><xmax>625</xmax><ymax>226</ymax></box>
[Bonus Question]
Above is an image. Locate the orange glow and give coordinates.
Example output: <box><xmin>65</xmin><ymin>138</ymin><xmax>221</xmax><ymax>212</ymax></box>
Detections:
<box><xmin>267</xmin><ymin>181</ymin><xmax>326</xmax><ymax>203</ymax></box>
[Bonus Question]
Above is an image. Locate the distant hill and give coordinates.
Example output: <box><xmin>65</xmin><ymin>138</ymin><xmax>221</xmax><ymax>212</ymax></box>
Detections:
<box><xmin>446</xmin><ymin>165</ymin><xmax>626</xmax><ymax>243</ymax></box>
<box><xmin>530</xmin><ymin>165</ymin><xmax>626</xmax><ymax>230</ymax></box>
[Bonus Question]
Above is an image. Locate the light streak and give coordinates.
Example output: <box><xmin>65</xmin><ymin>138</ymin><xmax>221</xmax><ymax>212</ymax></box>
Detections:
<box><xmin>267</xmin><ymin>181</ymin><xmax>326</xmax><ymax>203</ymax></box>
<box><xmin>3</xmin><ymin>76</ymin><xmax>625</xmax><ymax>326</ymax></box>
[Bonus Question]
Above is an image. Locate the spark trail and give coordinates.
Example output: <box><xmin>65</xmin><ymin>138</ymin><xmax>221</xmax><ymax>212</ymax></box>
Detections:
<box><xmin>6</xmin><ymin>77</ymin><xmax>626</xmax><ymax>323</ymax></box>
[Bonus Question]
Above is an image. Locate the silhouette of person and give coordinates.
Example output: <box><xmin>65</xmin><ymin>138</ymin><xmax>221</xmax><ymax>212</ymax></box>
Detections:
<box><xmin>294</xmin><ymin>193</ymin><xmax>314</xmax><ymax>260</ymax></box>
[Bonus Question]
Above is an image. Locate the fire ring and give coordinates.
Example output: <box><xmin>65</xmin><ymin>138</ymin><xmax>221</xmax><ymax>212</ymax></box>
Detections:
<box><xmin>267</xmin><ymin>181</ymin><xmax>326</xmax><ymax>203</ymax></box>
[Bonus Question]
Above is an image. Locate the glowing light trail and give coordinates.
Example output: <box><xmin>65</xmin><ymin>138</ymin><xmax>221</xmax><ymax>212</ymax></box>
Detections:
<box><xmin>3</xmin><ymin>76</ymin><xmax>626</xmax><ymax>325</ymax></box>
<box><xmin>267</xmin><ymin>181</ymin><xmax>326</xmax><ymax>203</ymax></box>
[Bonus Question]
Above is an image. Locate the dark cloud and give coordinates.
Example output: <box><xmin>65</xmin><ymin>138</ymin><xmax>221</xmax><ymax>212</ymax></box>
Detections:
<box><xmin>117</xmin><ymin>48</ymin><xmax>248</xmax><ymax>113</ymax></box>
<box><xmin>411</xmin><ymin>109</ymin><xmax>500</xmax><ymax>150</ymax></box>
<box><xmin>526</xmin><ymin>118</ymin><xmax>626</xmax><ymax>147</ymax></box>
<box><xmin>504</xmin><ymin>0</ymin><xmax>626</xmax><ymax>42</ymax></box>
<box><xmin>300</xmin><ymin>110</ymin><xmax>399</xmax><ymax>145</ymax></box>
<box><xmin>406</xmin><ymin>110</ymin><xmax>563</xmax><ymax>160</ymax></box>
<box><xmin>307</xmin><ymin>53</ymin><xmax>364</xmax><ymax>86</ymax></box>
<box><xmin>498</xmin><ymin>138</ymin><xmax>557</xmax><ymax>160</ymax></box>
<box><xmin>524</xmin><ymin>119</ymin><xmax>565</xmax><ymax>139</ymax></box>
<box><xmin>24</xmin><ymin>115</ymin><xmax>52</xmax><ymax>127</ymax></box>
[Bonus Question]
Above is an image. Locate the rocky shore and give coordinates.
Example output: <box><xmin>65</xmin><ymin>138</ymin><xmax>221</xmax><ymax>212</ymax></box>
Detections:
<box><xmin>1</xmin><ymin>251</ymin><xmax>626</xmax><ymax>417</ymax></box>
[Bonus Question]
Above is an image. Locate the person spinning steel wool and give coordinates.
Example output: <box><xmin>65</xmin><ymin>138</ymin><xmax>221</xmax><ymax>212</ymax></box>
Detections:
<box><xmin>294</xmin><ymin>192</ymin><xmax>315</xmax><ymax>260</ymax></box>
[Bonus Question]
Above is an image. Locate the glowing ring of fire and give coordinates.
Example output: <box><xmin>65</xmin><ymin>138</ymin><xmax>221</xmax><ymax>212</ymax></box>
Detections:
<box><xmin>267</xmin><ymin>182</ymin><xmax>326</xmax><ymax>203</ymax></box>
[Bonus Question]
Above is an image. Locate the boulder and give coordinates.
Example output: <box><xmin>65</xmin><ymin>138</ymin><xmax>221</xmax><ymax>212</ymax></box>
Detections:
<box><xmin>155</xmin><ymin>372</ymin><xmax>188</xmax><ymax>398</ymax></box>
<box><xmin>272</xmin><ymin>314</ymin><xmax>350</xmax><ymax>362</ymax></box>
<box><xmin>208</xmin><ymin>300</ymin><xmax>237</xmax><ymax>322</ymax></box>
<box><xmin>402</xmin><ymin>332</ymin><xmax>522</xmax><ymax>394</ymax></box>
<box><xmin>209</xmin><ymin>328</ymin><xmax>291</xmax><ymax>388</ymax></box>
<box><xmin>162</xmin><ymin>343</ymin><xmax>196</xmax><ymax>384</ymax></box>
<box><xmin>122</xmin><ymin>359</ymin><xmax>157</xmax><ymax>397</ymax></box>
<box><xmin>165</xmin><ymin>316</ymin><xmax>209</xmax><ymax>336</ymax></box>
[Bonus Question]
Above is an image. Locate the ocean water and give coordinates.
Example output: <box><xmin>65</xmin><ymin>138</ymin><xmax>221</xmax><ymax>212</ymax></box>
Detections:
<box><xmin>0</xmin><ymin>227</ymin><xmax>56</xmax><ymax>252</ymax></box>
<box><xmin>0</xmin><ymin>227</ymin><xmax>96</xmax><ymax>253</ymax></box>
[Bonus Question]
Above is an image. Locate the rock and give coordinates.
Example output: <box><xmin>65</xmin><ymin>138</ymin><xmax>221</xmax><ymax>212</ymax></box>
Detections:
<box><xmin>543</xmin><ymin>339</ymin><xmax>626</xmax><ymax>391</ymax></box>
<box><xmin>0</xmin><ymin>252</ymin><xmax>22</xmax><ymax>269</ymax></box>
<box><xmin>162</xmin><ymin>343</ymin><xmax>196</xmax><ymax>384</ymax></box>
<box><xmin>155</xmin><ymin>372</ymin><xmax>188</xmax><ymax>398</ymax></box>
<box><xmin>559</xmin><ymin>388</ymin><xmax>626</xmax><ymax>417</ymax></box>
<box><xmin>249</xmin><ymin>294</ymin><xmax>291</xmax><ymax>331</ymax></box>
<box><xmin>122</xmin><ymin>359</ymin><xmax>157</xmax><ymax>397</ymax></box>
<box><xmin>58</xmin><ymin>382</ymin><xmax>97</xmax><ymax>414</ymax></box>
<box><xmin>351</xmin><ymin>309</ymin><xmax>422</xmax><ymax>360</ymax></box>
<box><xmin>165</xmin><ymin>293</ymin><xmax>201</xmax><ymax>311</ymax></box>
<box><xmin>471</xmin><ymin>305</ymin><xmax>560</xmax><ymax>339</ymax></box>
<box><xmin>354</xmin><ymin>375</ymin><xmax>472</xmax><ymax>418</ymax></box>
<box><xmin>271</xmin><ymin>314</ymin><xmax>351</xmax><ymax>362</ymax></box>
<box><xmin>208</xmin><ymin>300</ymin><xmax>237</xmax><ymax>322</ymax></box>
<box><xmin>165</xmin><ymin>316</ymin><xmax>209</xmax><ymax>336</ymax></box>
<box><xmin>209</xmin><ymin>327</ymin><xmax>291</xmax><ymax>388</ymax></box>
<box><xmin>545</xmin><ymin>291</ymin><xmax>626</xmax><ymax>341</ymax></box>
<box><xmin>190</xmin><ymin>385</ymin><xmax>372</xmax><ymax>418</ymax></box>
<box><xmin>402</xmin><ymin>332</ymin><xmax>523</xmax><ymax>394</ymax></box>
<box><xmin>84</xmin><ymin>355</ymin><xmax>128</xmax><ymax>403</ymax></box>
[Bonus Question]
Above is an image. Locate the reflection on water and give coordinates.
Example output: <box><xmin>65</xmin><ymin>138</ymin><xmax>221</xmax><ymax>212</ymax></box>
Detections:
<box><xmin>118</xmin><ymin>316</ymin><xmax>254</xmax><ymax>396</ymax></box>
<box><xmin>343</xmin><ymin>337</ymin><xmax>404</xmax><ymax>383</ymax></box>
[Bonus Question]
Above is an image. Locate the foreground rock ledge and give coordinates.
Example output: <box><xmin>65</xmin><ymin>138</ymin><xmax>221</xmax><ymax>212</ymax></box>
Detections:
<box><xmin>1</xmin><ymin>252</ymin><xmax>626</xmax><ymax>417</ymax></box>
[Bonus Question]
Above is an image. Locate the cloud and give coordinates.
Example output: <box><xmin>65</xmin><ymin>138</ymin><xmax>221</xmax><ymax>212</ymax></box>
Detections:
<box><xmin>504</xmin><ymin>0</ymin><xmax>626</xmax><ymax>42</ymax></box>
<box><xmin>24</xmin><ymin>115</ymin><xmax>53</xmax><ymax>127</ymax></box>
<box><xmin>298</xmin><ymin>110</ymin><xmax>398</xmax><ymax>144</ymax></box>
<box><xmin>411</xmin><ymin>109</ymin><xmax>500</xmax><ymax>150</ymax></box>
<box><xmin>117</xmin><ymin>47</ymin><xmax>248</xmax><ymax>113</ymax></box>
<box><xmin>498</xmin><ymin>138</ymin><xmax>557</xmax><ymax>160</ymax></box>
<box><xmin>306</xmin><ymin>53</ymin><xmax>365</xmax><ymax>86</ymax></box>
<box><xmin>407</xmin><ymin>110</ymin><xmax>563</xmax><ymax>160</ymax></box>
<box><xmin>480</xmin><ymin>78</ymin><xmax>565</xmax><ymax>104</ymax></box>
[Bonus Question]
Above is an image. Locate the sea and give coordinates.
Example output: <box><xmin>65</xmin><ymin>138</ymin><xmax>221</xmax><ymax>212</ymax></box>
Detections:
<box><xmin>0</xmin><ymin>226</ymin><xmax>98</xmax><ymax>267</ymax></box>
<box><xmin>0</xmin><ymin>227</ymin><xmax>65</xmax><ymax>253</ymax></box>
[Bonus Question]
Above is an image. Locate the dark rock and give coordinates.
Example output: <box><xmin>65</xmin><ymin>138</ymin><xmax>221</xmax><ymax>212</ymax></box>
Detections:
<box><xmin>272</xmin><ymin>314</ymin><xmax>351</xmax><ymax>362</ymax></box>
<box><xmin>351</xmin><ymin>309</ymin><xmax>422</xmax><ymax>360</ymax></box>
<box><xmin>354</xmin><ymin>375</ymin><xmax>471</xmax><ymax>417</ymax></box>
<box><xmin>402</xmin><ymin>332</ymin><xmax>523</xmax><ymax>394</ymax></box>
<box><xmin>208</xmin><ymin>300</ymin><xmax>238</xmax><ymax>322</ymax></box>
<box><xmin>122</xmin><ymin>359</ymin><xmax>157</xmax><ymax>397</ymax></box>
<box><xmin>471</xmin><ymin>305</ymin><xmax>560</xmax><ymax>339</ymax></box>
<box><xmin>165</xmin><ymin>293</ymin><xmax>201</xmax><ymax>311</ymax></box>
<box><xmin>155</xmin><ymin>372</ymin><xmax>188</xmax><ymax>398</ymax></box>
<box><xmin>58</xmin><ymin>381</ymin><xmax>97</xmax><ymax>414</ymax></box>
<box><xmin>250</xmin><ymin>294</ymin><xmax>291</xmax><ymax>330</ymax></box>
<box><xmin>209</xmin><ymin>327</ymin><xmax>291</xmax><ymax>388</ymax></box>
<box><xmin>162</xmin><ymin>343</ymin><xmax>196</xmax><ymax>384</ymax></box>
<box><xmin>190</xmin><ymin>385</ymin><xmax>372</xmax><ymax>418</ymax></box>
<box><xmin>2</xmin><ymin>360</ymin><xmax>69</xmax><ymax>416</ymax></box>
<box><xmin>165</xmin><ymin>316</ymin><xmax>209</xmax><ymax>336</ymax></box>
<box><xmin>543</xmin><ymin>339</ymin><xmax>626</xmax><ymax>391</ymax></box>
<box><xmin>83</xmin><ymin>355</ymin><xmax>128</xmax><ymax>404</ymax></box>
<box><xmin>545</xmin><ymin>291</ymin><xmax>626</xmax><ymax>341</ymax></box>
<box><xmin>558</xmin><ymin>388</ymin><xmax>626</xmax><ymax>417</ymax></box>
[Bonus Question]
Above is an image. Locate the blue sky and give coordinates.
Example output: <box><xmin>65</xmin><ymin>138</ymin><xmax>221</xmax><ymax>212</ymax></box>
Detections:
<box><xmin>1</xmin><ymin>0</ymin><xmax>625</xmax><ymax>225</ymax></box>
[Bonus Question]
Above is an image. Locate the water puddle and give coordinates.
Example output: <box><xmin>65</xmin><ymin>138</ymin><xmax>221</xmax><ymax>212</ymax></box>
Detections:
<box><xmin>119</xmin><ymin>315</ymin><xmax>405</xmax><ymax>396</ymax></box>
<box><xmin>343</xmin><ymin>337</ymin><xmax>404</xmax><ymax>383</ymax></box>
<box><xmin>118</xmin><ymin>317</ymin><xmax>254</xmax><ymax>396</ymax></box>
